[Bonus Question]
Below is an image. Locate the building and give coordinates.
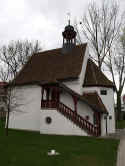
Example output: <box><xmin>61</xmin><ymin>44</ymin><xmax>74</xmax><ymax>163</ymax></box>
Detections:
<box><xmin>0</xmin><ymin>82</ymin><xmax>7</xmax><ymax>118</ymax></box>
<box><xmin>8</xmin><ymin>22</ymin><xmax>115</xmax><ymax>136</ymax></box>
<box><xmin>122</xmin><ymin>94</ymin><xmax>125</xmax><ymax>112</ymax></box>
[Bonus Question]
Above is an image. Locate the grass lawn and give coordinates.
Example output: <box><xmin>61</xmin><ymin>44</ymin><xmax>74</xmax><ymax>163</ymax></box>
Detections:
<box><xmin>0</xmin><ymin>120</ymin><xmax>119</xmax><ymax>166</ymax></box>
<box><xmin>116</xmin><ymin>120</ymin><xmax>125</xmax><ymax>129</ymax></box>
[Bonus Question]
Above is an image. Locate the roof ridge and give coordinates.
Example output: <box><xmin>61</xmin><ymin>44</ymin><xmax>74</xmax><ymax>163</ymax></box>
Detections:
<box><xmin>90</xmin><ymin>60</ymin><xmax>98</xmax><ymax>84</ymax></box>
<box><xmin>34</xmin><ymin>43</ymin><xmax>87</xmax><ymax>56</ymax></box>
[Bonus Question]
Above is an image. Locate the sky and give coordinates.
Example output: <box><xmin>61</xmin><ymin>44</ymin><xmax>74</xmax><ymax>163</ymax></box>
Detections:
<box><xmin>0</xmin><ymin>0</ymin><xmax>125</xmax><ymax>97</ymax></box>
<box><xmin>0</xmin><ymin>0</ymin><xmax>125</xmax><ymax>51</ymax></box>
<box><xmin>0</xmin><ymin>0</ymin><xmax>88</xmax><ymax>50</ymax></box>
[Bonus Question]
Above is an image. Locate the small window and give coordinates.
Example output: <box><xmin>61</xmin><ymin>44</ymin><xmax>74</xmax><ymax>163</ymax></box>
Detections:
<box><xmin>100</xmin><ymin>90</ymin><xmax>107</xmax><ymax>95</ymax></box>
<box><xmin>104</xmin><ymin>115</ymin><xmax>107</xmax><ymax>120</ymax></box>
<box><xmin>45</xmin><ymin>117</ymin><xmax>52</xmax><ymax>124</ymax></box>
<box><xmin>109</xmin><ymin>116</ymin><xmax>112</xmax><ymax>120</ymax></box>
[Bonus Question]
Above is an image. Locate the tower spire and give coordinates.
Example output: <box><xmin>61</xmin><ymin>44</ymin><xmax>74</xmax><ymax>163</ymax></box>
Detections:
<box><xmin>67</xmin><ymin>12</ymin><xmax>71</xmax><ymax>25</ymax></box>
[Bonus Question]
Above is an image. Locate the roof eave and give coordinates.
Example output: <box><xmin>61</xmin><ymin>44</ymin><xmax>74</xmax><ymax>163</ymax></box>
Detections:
<box><xmin>83</xmin><ymin>84</ymin><xmax>115</xmax><ymax>90</ymax></box>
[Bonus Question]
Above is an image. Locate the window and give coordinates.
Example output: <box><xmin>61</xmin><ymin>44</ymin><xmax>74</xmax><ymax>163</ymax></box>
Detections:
<box><xmin>100</xmin><ymin>90</ymin><xmax>107</xmax><ymax>95</ymax></box>
<box><xmin>109</xmin><ymin>115</ymin><xmax>112</xmax><ymax>120</ymax></box>
<box><xmin>45</xmin><ymin>117</ymin><xmax>52</xmax><ymax>124</ymax></box>
<box><xmin>104</xmin><ymin>115</ymin><xmax>107</xmax><ymax>120</ymax></box>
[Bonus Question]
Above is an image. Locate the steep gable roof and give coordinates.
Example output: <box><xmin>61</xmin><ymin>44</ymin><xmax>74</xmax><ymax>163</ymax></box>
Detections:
<box><xmin>14</xmin><ymin>44</ymin><xmax>87</xmax><ymax>85</ymax></box>
<box><xmin>83</xmin><ymin>59</ymin><xmax>114</xmax><ymax>88</ymax></box>
<box><xmin>82</xmin><ymin>92</ymin><xmax>108</xmax><ymax>114</ymax></box>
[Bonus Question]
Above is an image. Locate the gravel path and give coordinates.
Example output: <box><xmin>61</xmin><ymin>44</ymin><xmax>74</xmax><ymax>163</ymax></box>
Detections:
<box><xmin>117</xmin><ymin>132</ymin><xmax>125</xmax><ymax>166</ymax></box>
<box><xmin>101</xmin><ymin>129</ymin><xmax>125</xmax><ymax>166</ymax></box>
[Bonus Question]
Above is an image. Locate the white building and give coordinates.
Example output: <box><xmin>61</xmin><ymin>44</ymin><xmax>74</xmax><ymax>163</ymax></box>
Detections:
<box><xmin>8</xmin><ymin>23</ymin><xmax>115</xmax><ymax>136</ymax></box>
<box><xmin>0</xmin><ymin>82</ymin><xmax>7</xmax><ymax>118</ymax></box>
<box><xmin>121</xmin><ymin>95</ymin><xmax>125</xmax><ymax>112</ymax></box>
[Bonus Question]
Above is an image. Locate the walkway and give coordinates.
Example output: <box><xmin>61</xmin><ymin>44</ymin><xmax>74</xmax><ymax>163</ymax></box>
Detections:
<box><xmin>117</xmin><ymin>130</ymin><xmax>125</xmax><ymax>166</ymax></box>
<box><xmin>102</xmin><ymin>129</ymin><xmax>125</xmax><ymax>166</ymax></box>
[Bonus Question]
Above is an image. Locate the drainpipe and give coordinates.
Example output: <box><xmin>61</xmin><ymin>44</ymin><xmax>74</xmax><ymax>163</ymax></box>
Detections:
<box><xmin>41</xmin><ymin>87</ymin><xmax>44</xmax><ymax>100</ymax></box>
<box><xmin>104</xmin><ymin>114</ymin><xmax>108</xmax><ymax>134</ymax></box>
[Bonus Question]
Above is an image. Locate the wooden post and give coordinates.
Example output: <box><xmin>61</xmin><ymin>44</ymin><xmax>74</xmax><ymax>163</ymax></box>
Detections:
<box><xmin>46</xmin><ymin>88</ymin><xmax>50</xmax><ymax>101</ymax></box>
<box><xmin>72</xmin><ymin>96</ymin><xmax>78</xmax><ymax>114</ymax></box>
<box><xmin>41</xmin><ymin>87</ymin><xmax>44</xmax><ymax>100</ymax></box>
<box><xmin>94</xmin><ymin>112</ymin><xmax>101</xmax><ymax>135</ymax></box>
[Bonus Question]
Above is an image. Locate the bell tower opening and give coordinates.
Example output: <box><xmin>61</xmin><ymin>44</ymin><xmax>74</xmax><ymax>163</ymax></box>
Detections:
<box><xmin>62</xmin><ymin>18</ymin><xmax>77</xmax><ymax>54</ymax></box>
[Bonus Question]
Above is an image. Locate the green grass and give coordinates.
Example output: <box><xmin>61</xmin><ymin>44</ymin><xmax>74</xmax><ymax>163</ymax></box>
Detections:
<box><xmin>116</xmin><ymin>120</ymin><xmax>125</xmax><ymax>129</ymax></box>
<box><xmin>0</xmin><ymin>120</ymin><xmax>119</xmax><ymax>166</ymax></box>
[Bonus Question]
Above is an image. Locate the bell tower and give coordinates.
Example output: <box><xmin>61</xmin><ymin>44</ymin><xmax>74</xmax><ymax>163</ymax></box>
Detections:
<box><xmin>62</xmin><ymin>18</ymin><xmax>77</xmax><ymax>54</ymax></box>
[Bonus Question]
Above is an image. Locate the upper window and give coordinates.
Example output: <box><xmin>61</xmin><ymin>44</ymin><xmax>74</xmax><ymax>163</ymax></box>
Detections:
<box><xmin>100</xmin><ymin>90</ymin><xmax>107</xmax><ymax>95</ymax></box>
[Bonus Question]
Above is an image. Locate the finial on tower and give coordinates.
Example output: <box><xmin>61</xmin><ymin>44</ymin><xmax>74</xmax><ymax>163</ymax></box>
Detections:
<box><xmin>67</xmin><ymin>12</ymin><xmax>71</xmax><ymax>25</ymax></box>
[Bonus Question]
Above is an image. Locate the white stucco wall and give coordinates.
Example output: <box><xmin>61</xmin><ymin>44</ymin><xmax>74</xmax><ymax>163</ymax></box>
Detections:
<box><xmin>60</xmin><ymin>91</ymin><xmax>94</xmax><ymax>124</ymax></box>
<box><xmin>60</xmin><ymin>91</ymin><xmax>74</xmax><ymax>111</ymax></box>
<box><xmin>40</xmin><ymin>109</ymin><xmax>88</xmax><ymax>136</ymax></box>
<box><xmin>8</xmin><ymin>85</ymin><xmax>41</xmax><ymax>131</ymax></box>
<box><xmin>63</xmin><ymin>80</ymin><xmax>81</xmax><ymax>95</ymax></box>
<box><xmin>77</xmin><ymin>100</ymin><xmax>94</xmax><ymax>124</ymax></box>
<box><xmin>83</xmin><ymin>87</ymin><xmax>115</xmax><ymax>135</ymax></box>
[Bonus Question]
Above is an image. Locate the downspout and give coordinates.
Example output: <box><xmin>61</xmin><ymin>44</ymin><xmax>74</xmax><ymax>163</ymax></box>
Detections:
<box><xmin>104</xmin><ymin>114</ymin><xmax>108</xmax><ymax>134</ymax></box>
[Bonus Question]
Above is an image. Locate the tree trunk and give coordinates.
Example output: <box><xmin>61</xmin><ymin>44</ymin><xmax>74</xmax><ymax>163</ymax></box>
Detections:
<box><xmin>116</xmin><ymin>92</ymin><xmax>122</xmax><ymax>121</ymax></box>
<box><xmin>5</xmin><ymin>108</ymin><xmax>10</xmax><ymax>136</ymax></box>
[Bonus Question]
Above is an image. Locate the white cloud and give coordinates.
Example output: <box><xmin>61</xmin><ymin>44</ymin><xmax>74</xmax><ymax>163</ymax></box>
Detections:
<box><xmin>0</xmin><ymin>0</ymin><xmax>124</xmax><ymax>49</ymax></box>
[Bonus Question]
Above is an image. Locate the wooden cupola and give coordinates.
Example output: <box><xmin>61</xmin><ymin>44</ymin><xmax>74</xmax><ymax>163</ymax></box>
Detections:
<box><xmin>62</xmin><ymin>20</ymin><xmax>77</xmax><ymax>54</ymax></box>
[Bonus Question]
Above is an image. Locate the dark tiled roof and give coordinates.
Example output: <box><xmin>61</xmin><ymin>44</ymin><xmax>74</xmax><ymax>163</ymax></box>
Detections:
<box><xmin>82</xmin><ymin>92</ymin><xmax>108</xmax><ymax>114</ymax></box>
<box><xmin>60</xmin><ymin>83</ymin><xmax>108</xmax><ymax>114</ymax></box>
<box><xmin>83</xmin><ymin>59</ymin><xmax>114</xmax><ymax>88</ymax></box>
<box><xmin>14</xmin><ymin>44</ymin><xmax>87</xmax><ymax>85</ymax></box>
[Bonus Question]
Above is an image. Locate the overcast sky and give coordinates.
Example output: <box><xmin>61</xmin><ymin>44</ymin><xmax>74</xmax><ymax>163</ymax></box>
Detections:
<box><xmin>0</xmin><ymin>0</ymin><xmax>125</xmax><ymax>50</ymax></box>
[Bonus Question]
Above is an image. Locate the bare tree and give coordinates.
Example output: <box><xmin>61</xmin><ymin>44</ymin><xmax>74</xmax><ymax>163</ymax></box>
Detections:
<box><xmin>76</xmin><ymin>0</ymin><xmax>125</xmax><ymax>120</ymax></box>
<box><xmin>0</xmin><ymin>67</ymin><xmax>23</xmax><ymax>136</ymax></box>
<box><xmin>0</xmin><ymin>40</ymin><xmax>42</xmax><ymax>80</ymax></box>
<box><xmin>78</xmin><ymin>1</ymin><xmax>123</xmax><ymax>70</ymax></box>
<box><xmin>106</xmin><ymin>29</ymin><xmax>125</xmax><ymax>120</ymax></box>
<box><xmin>0</xmin><ymin>40</ymin><xmax>42</xmax><ymax>135</ymax></box>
